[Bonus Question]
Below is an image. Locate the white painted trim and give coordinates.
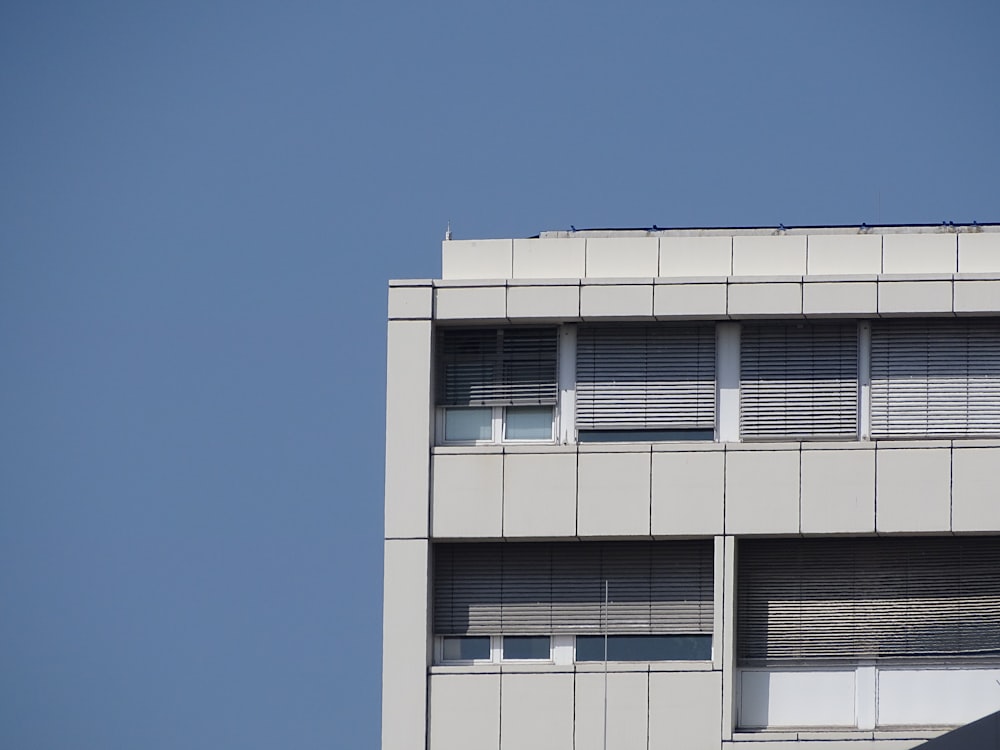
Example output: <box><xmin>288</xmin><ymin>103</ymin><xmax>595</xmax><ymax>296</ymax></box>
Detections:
<box><xmin>558</xmin><ymin>324</ymin><xmax>577</xmax><ymax>444</ymax></box>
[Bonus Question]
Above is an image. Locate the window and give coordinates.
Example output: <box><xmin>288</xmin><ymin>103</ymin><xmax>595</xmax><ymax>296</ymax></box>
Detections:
<box><xmin>871</xmin><ymin>319</ymin><xmax>1000</xmax><ymax>438</ymax></box>
<box><xmin>740</xmin><ymin>321</ymin><xmax>859</xmax><ymax>440</ymax></box>
<box><xmin>576</xmin><ymin>324</ymin><xmax>716</xmax><ymax>442</ymax></box>
<box><xmin>737</xmin><ymin>537</ymin><xmax>1000</xmax><ymax>664</ymax></box>
<box><xmin>433</xmin><ymin>540</ymin><xmax>714</xmax><ymax>663</ymax></box>
<box><xmin>436</xmin><ymin>327</ymin><xmax>558</xmax><ymax>443</ymax></box>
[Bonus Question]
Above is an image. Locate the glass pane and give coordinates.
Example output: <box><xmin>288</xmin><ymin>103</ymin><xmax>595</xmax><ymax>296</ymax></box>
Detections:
<box><xmin>503</xmin><ymin>636</ymin><xmax>551</xmax><ymax>660</ymax></box>
<box><xmin>504</xmin><ymin>407</ymin><xmax>553</xmax><ymax>440</ymax></box>
<box><xmin>576</xmin><ymin>635</ymin><xmax>712</xmax><ymax>662</ymax></box>
<box><xmin>444</xmin><ymin>408</ymin><xmax>492</xmax><ymax>441</ymax></box>
<box><xmin>442</xmin><ymin>636</ymin><xmax>491</xmax><ymax>661</ymax></box>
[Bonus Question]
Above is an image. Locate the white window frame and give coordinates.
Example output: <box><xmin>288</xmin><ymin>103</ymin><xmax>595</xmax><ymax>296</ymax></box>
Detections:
<box><xmin>435</xmin><ymin>405</ymin><xmax>558</xmax><ymax>445</ymax></box>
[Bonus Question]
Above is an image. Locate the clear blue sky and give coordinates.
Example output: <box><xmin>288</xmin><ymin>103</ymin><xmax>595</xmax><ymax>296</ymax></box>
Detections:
<box><xmin>1</xmin><ymin>1</ymin><xmax>997</xmax><ymax>748</ymax></box>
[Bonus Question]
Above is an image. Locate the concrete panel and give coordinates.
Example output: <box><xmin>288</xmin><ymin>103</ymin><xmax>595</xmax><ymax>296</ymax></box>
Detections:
<box><xmin>577</xmin><ymin>451</ymin><xmax>651</xmax><ymax>536</ymax></box>
<box><xmin>877</xmin><ymin>668</ymin><xmax>1000</xmax><ymax>727</ymax></box>
<box><xmin>580</xmin><ymin>283</ymin><xmax>654</xmax><ymax>318</ymax></box>
<box><xmin>512</xmin><ymin>238</ymin><xmax>586</xmax><ymax>279</ymax></box>
<box><xmin>575</xmin><ymin>672</ymin><xmax>648</xmax><ymax>750</ymax></box>
<box><xmin>429</xmin><ymin>673</ymin><xmax>500</xmax><ymax>750</ymax></box>
<box><xmin>883</xmin><ymin>233</ymin><xmax>957</xmax><ymax>274</ymax></box>
<box><xmin>500</xmin><ymin>673</ymin><xmax>574</xmax><ymax>750</ymax></box>
<box><xmin>803</xmin><ymin>281</ymin><xmax>877</xmax><ymax>316</ymax></box>
<box><xmin>435</xmin><ymin>286</ymin><xmax>507</xmax><ymax>321</ymax></box>
<box><xmin>653</xmin><ymin>282</ymin><xmax>728</xmax><ymax>318</ymax></box>
<box><xmin>877</xmin><ymin>280</ymin><xmax>952</xmax><ymax>315</ymax></box>
<box><xmin>806</xmin><ymin>234</ymin><xmax>882</xmax><ymax>275</ymax></box>
<box><xmin>958</xmin><ymin>232</ymin><xmax>1000</xmax><ymax>272</ymax></box>
<box><xmin>385</xmin><ymin>320</ymin><xmax>432</xmax><ymax>538</ymax></box>
<box><xmin>739</xmin><ymin>670</ymin><xmax>856</xmax><ymax>729</ymax></box>
<box><xmin>724</xmin><ymin>742</ymin><xmax>924</xmax><ymax>750</ymax></box>
<box><xmin>954</xmin><ymin>280</ymin><xmax>1000</xmax><ymax>314</ymax></box>
<box><xmin>875</xmin><ymin>448</ymin><xmax>951</xmax><ymax>533</ymax></box>
<box><xmin>388</xmin><ymin>285</ymin><xmax>433</xmax><ymax>319</ymax></box>
<box><xmin>506</xmin><ymin>285</ymin><xmax>579</xmax><ymax>320</ymax></box>
<box><xmin>952</xmin><ymin>448</ymin><xmax>1000</xmax><ymax>531</ymax></box>
<box><xmin>382</xmin><ymin>540</ymin><xmax>429</xmax><ymax>750</ymax></box>
<box><xmin>732</xmin><ymin>235</ymin><xmax>807</xmax><ymax>276</ymax></box>
<box><xmin>649</xmin><ymin>671</ymin><xmax>722</xmax><ymax>750</ymax></box>
<box><xmin>651</xmin><ymin>451</ymin><xmax>724</xmax><ymax>535</ymax></box>
<box><xmin>725</xmin><ymin>450</ymin><xmax>800</xmax><ymax>534</ymax></box>
<box><xmin>586</xmin><ymin>237</ymin><xmax>659</xmax><ymax>277</ymax></box>
<box><xmin>659</xmin><ymin>236</ymin><xmax>732</xmax><ymax>277</ymax></box>
<box><xmin>432</xmin><ymin>453</ymin><xmax>503</xmax><ymax>537</ymax></box>
<box><xmin>727</xmin><ymin>282</ymin><xmax>802</xmax><ymax>317</ymax></box>
<box><xmin>800</xmin><ymin>449</ymin><xmax>875</xmax><ymax>534</ymax></box>
<box><xmin>503</xmin><ymin>452</ymin><xmax>577</xmax><ymax>537</ymax></box>
<box><xmin>442</xmin><ymin>239</ymin><xmax>514</xmax><ymax>280</ymax></box>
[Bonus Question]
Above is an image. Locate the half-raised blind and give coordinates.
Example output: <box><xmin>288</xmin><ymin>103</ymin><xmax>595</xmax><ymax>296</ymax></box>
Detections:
<box><xmin>871</xmin><ymin>319</ymin><xmax>1000</xmax><ymax>437</ymax></box>
<box><xmin>576</xmin><ymin>324</ymin><xmax>716</xmax><ymax>431</ymax></box>
<box><xmin>738</xmin><ymin>537</ymin><xmax>1000</xmax><ymax>663</ymax></box>
<box><xmin>436</xmin><ymin>327</ymin><xmax>558</xmax><ymax>406</ymax></box>
<box><xmin>434</xmin><ymin>541</ymin><xmax>714</xmax><ymax>636</ymax></box>
<box><xmin>740</xmin><ymin>322</ymin><xmax>858</xmax><ymax>439</ymax></box>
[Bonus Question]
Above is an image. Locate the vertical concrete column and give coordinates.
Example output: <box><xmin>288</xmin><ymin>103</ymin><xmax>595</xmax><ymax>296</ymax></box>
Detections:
<box><xmin>384</xmin><ymin>319</ymin><xmax>432</xmax><ymax>538</ymax></box>
<box><xmin>720</xmin><ymin>535</ymin><xmax>737</xmax><ymax>740</ymax></box>
<box><xmin>716</xmin><ymin>323</ymin><xmax>741</xmax><ymax>442</ymax></box>
<box><xmin>858</xmin><ymin>321</ymin><xmax>871</xmax><ymax>440</ymax></box>
<box><xmin>381</xmin><ymin>539</ymin><xmax>430</xmax><ymax>750</ymax></box>
<box><xmin>558</xmin><ymin>324</ymin><xmax>576</xmax><ymax>445</ymax></box>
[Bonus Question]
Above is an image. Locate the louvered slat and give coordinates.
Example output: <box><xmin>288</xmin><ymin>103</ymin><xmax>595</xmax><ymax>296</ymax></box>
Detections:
<box><xmin>576</xmin><ymin>325</ymin><xmax>716</xmax><ymax>430</ymax></box>
<box><xmin>871</xmin><ymin>319</ymin><xmax>1000</xmax><ymax>437</ymax></box>
<box><xmin>737</xmin><ymin>537</ymin><xmax>1000</xmax><ymax>663</ymax></box>
<box><xmin>433</xmin><ymin>541</ymin><xmax>714</xmax><ymax>636</ymax></box>
<box><xmin>740</xmin><ymin>322</ymin><xmax>858</xmax><ymax>439</ymax></box>
<box><xmin>437</xmin><ymin>327</ymin><xmax>558</xmax><ymax>406</ymax></box>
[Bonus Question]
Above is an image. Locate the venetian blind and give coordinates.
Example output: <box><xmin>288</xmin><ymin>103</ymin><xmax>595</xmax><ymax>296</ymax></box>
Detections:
<box><xmin>740</xmin><ymin>322</ymin><xmax>859</xmax><ymax>439</ymax></box>
<box><xmin>576</xmin><ymin>324</ymin><xmax>716</xmax><ymax>431</ymax></box>
<box><xmin>434</xmin><ymin>541</ymin><xmax>714</xmax><ymax>636</ymax></box>
<box><xmin>737</xmin><ymin>537</ymin><xmax>1000</xmax><ymax>663</ymax></box>
<box><xmin>436</xmin><ymin>327</ymin><xmax>558</xmax><ymax>407</ymax></box>
<box><xmin>871</xmin><ymin>319</ymin><xmax>1000</xmax><ymax>437</ymax></box>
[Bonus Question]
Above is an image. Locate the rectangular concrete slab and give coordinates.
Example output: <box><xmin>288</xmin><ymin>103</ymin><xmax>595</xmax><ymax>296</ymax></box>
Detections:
<box><xmin>727</xmin><ymin>282</ymin><xmax>802</xmax><ymax>317</ymax></box>
<box><xmin>512</xmin><ymin>238</ymin><xmax>586</xmax><ymax>279</ymax></box>
<box><xmin>503</xmin><ymin>452</ymin><xmax>577</xmax><ymax>537</ymax></box>
<box><xmin>800</xmin><ymin>449</ymin><xmax>875</xmax><ymax>534</ymax></box>
<box><xmin>732</xmin><ymin>235</ymin><xmax>807</xmax><ymax>276</ymax></box>
<box><xmin>954</xmin><ymin>280</ymin><xmax>1000</xmax><ymax>314</ymax></box>
<box><xmin>958</xmin><ymin>232</ymin><xmax>1000</xmax><ymax>272</ymax></box>
<box><xmin>725</xmin><ymin>450</ymin><xmax>800</xmax><ymax>534</ymax></box>
<box><xmin>877</xmin><ymin>280</ymin><xmax>952</xmax><ymax>315</ymax></box>
<box><xmin>580</xmin><ymin>283</ymin><xmax>654</xmax><ymax>318</ymax></box>
<box><xmin>429</xmin><ymin>673</ymin><xmax>500</xmax><ymax>750</ymax></box>
<box><xmin>585</xmin><ymin>237</ymin><xmax>659</xmax><ymax>277</ymax></box>
<box><xmin>506</xmin><ymin>284</ymin><xmax>580</xmax><ymax>320</ymax></box>
<box><xmin>952</xmin><ymin>448</ymin><xmax>1000</xmax><ymax>531</ymax></box>
<box><xmin>651</xmin><ymin>451</ymin><xmax>724</xmax><ymax>535</ymax></box>
<box><xmin>653</xmin><ymin>282</ymin><xmax>728</xmax><ymax>318</ymax></box>
<box><xmin>875</xmin><ymin>448</ymin><xmax>951</xmax><ymax>533</ymax></box>
<box><xmin>384</xmin><ymin>320</ymin><xmax>432</xmax><ymax>538</ymax></box>
<box><xmin>442</xmin><ymin>239</ymin><xmax>514</xmax><ymax>279</ymax></box>
<box><xmin>435</xmin><ymin>286</ymin><xmax>507</xmax><ymax>321</ymax></box>
<box><xmin>382</xmin><ymin>540</ymin><xmax>429</xmax><ymax>750</ymax></box>
<box><xmin>388</xmin><ymin>285</ymin><xmax>433</xmax><ymax>319</ymax></box>
<box><xmin>806</xmin><ymin>234</ymin><xmax>883</xmax><ymax>275</ymax></box>
<box><xmin>431</xmin><ymin>453</ymin><xmax>503</xmax><ymax>537</ymax></box>
<box><xmin>649</xmin><ymin>671</ymin><xmax>722</xmax><ymax>750</ymax></box>
<box><xmin>575</xmin><ymin>672</ymin><xmax>648</xmax><ymax>750</ymax></box>
<box><xmin>803</xmin><ymin>281</ymin><xmax>877</xmax><ymax>316</ymax></box>
<box><xmin>500</xmin><ymin>673</ymin><xmax>574</xmax><ymax>750</ymax></box>
<box><xmin>659</xmin><ymin>235</ymin><xmax>733</xmax><ymax>277</ymax></box>
<box><xmin>883</xmin><ymin>233</ymin><xmax>957</xmax><ymax>274</ymax></box>
<box><xmin>577</xmin><ymin>451</ymin><xmax>651</xmax><ymax>536</ymax></box>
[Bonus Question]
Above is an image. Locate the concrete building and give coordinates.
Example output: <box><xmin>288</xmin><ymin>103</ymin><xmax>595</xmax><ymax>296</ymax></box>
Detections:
<box><xmin>382</xmin><ymin>224</ymin><xmax>1000</xmax><ymax>750</ymax></box>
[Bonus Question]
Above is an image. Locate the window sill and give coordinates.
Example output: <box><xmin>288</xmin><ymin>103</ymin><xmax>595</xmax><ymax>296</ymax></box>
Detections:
<box><xmin>731</xmin><ymin>728</ymin><xmax>951</xmax><ymax>741</ymax></box>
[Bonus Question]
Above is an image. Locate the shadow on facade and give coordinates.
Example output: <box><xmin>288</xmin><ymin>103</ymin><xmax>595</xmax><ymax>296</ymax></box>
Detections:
<box><xmin>916</xmin><ymin>710</ymin><xmax>1000</xmax><ymax>749</ymax></box>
